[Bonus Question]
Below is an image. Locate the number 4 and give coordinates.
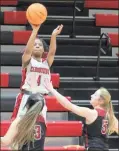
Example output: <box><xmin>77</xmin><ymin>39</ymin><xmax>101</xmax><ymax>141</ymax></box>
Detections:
<box><xmin>37</xmin><ymin>75</ymin><xmax>41</xmax><ymax>86</ymax></box>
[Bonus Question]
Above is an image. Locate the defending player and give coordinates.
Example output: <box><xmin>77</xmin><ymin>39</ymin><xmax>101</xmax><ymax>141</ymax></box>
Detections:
<box><xmin>44</xmin><ymin>79</ymin><xmax>119</xmax><ymax>151</ymax></box>
<box><xmin>1</xmin><ymin>93</ymin><xmax>46</xmax><ymax>150</ymax></box>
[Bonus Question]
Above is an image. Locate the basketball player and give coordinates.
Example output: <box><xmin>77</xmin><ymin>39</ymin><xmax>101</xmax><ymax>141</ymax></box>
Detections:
<box><xmin>11</xmin><ymin>24</ymin><xmax>63</xmax><ymax>120</ymax></box>
<box><xmin>44</xmin><ymin>79</ymin><xmax>119</xmax><ymax>151</ymax></box>
<box><xmin>1</xmin><ymin>93</ymin><xmax>46</xmax><ymax>150</ymax></box>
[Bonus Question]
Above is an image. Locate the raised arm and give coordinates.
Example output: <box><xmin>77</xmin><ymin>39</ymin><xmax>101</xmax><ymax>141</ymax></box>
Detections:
<box><xmin>1</xmin><ymin>118</ymin><xmax>20</xmax><ymax>146</ymax></box>
<box><xmin>47</xmin><ymin>24</ymin><xmax>63</xmax><ymax>67</ymax></box>
<box><xmin>22</xmin><ymin>24</ymin><xmax>41</xmax><ymax>68</ymax></box>
<box><xmin>44</xmin><ymin>79</ymin><xmax>94</xmax><ymax>119</ymax></box>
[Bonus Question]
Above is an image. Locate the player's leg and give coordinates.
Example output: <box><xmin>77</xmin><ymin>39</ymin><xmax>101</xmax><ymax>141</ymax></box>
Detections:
<box><xmin>17</xmin><ymin>94</ymin><xmax>29</xmax><ymax>117</ymax></box>
<box><xmin>41</xmin><ymin>101</ymin><xmax>47</xmax><ymax>121</ymax></box>
<box><xmin>13</xmin><ymin>92</ymin><xmax>47</xmax><ymax>120</ymax></box>
<box><xmin>11</xmin><ymin>93</ymin><xmax>24</xmax><ymax>120</ymax></box>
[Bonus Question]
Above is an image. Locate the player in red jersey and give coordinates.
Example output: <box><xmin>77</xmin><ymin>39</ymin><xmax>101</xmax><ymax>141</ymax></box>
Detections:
<box><xmin>11</xmin><ymin>24</ymin><xmax>63</xmax><ymax>120</ymax></box>
<box><xmin>44</xmin><ymin>79</ymin><xmax>119</xmax><ymax>151</ymax></box>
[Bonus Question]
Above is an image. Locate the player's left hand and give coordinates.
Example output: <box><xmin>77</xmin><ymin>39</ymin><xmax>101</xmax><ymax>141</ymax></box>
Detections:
<box><xmin>52</xmin><ymin>24</ymin><xmax>63</xmax><ymax>36</ymax></box>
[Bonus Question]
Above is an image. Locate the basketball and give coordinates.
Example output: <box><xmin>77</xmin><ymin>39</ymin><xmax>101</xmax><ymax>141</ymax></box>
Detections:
<box><xmin>26</xmin><ymin>3</ymin><xmax>47</xmax><ymax>25</ymax></box>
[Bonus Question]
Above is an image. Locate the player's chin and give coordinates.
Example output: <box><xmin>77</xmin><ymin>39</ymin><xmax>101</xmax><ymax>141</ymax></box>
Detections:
<box><xmin>90</xmin><ymin>100</ymin><xmax>93</xmax><ymax>105</ymax></box>
<box><xmin>34</xmin><ymin>52</ymin><xmax>42</xmax><ymax>58</ymax></box>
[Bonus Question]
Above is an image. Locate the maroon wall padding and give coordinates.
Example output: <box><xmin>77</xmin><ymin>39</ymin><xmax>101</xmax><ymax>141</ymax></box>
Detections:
<box><xmin>45</xmin><ymin>96</ymin><xmax>71</xmax><ymax>111</ymax></box>
<box><xmin>1</xmin><ymin>121</ymin><xmax>83</xmax><ymax>136</ymax></box>
<box><xmin>51</xmin><ymin>73</ymin><xmax>60</xmax><ymax>88</ymax></box>
<box><xmin>85</xmin><ymin>0</ymin><xmax>118</xmax><ymax>9</ymax></box>
<box><xmin>13</xmin><ymin>31</ymin><xmax>31</xmax><ymax>44</ymax></box>
<box><xmin>108</xmin><ymin>33</ymin><xmax>119</xmax><ymax>47</ymax></box>
<box><xmin>4</xmin><ymin>11</ymin><xmax>27</xmax><ymax>25</ymax></box>
<box><xmin>0</xmin><ymin>0</ymin><xmax>17</xmax><ymax>6</ymax></box>
<box><xmin>96</xmin><ymin>14</ymin><xmax>119</xmax><ymax>27</ymax></box>
<box><xmin>0</xmin><ymin>73</ymin><xmax>9</xmax><ymax>87</ymax></box>
<box><xmin>2</xmin><ymin>146</ymin><xmax>85</xmax><ymax>151</ymax></box>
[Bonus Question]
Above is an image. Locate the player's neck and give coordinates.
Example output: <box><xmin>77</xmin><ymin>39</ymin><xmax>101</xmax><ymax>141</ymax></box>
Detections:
<box><xmin>32</xmin><ymin>56</ymin><xmax>42</xmax><ymax>62</ymax></box>
<box><xmin>95</xmin><ymin>106</ymin><xmax>105</xmax><ymax>111</ymax></box>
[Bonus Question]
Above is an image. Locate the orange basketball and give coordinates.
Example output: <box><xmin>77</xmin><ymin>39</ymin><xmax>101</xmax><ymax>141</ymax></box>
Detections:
<box><xmin>26</xmin><ymin>3</ymin><xmax>47</xmax><ymax>25</ymax></box>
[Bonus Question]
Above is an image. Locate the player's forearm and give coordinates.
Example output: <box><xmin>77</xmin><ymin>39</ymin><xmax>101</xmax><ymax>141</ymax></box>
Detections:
<box><xmin>50</xmin><ymin>89</ymin><xmax>72</xmax><ymax>110</ymax></box>
<box><xmin>1</xmin><ymin>137</ymin><xmax>8</xmax><ymax>147</ymax></box>
<box><xmin>48</xmin><ymin>34</ymin><xmax>57</xmax><ymax>55</ymax></box>
<box><xmin>24</xmin><ymin>29</ymin><xmax>39</xmax><ymax>54</ymax></box>
<box><xmin>22</xmin><ymin>28</ymin><xmax>39</xmax><ymax>66</ymax></box>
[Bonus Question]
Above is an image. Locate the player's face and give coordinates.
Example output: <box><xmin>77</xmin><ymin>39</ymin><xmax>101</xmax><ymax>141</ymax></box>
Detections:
<box><xmin>90</xmin><ymin>90</ymin><xmax>102</xmax><ymax>107</ymax></box>
<box><xmin>32</xmin><ymin>39</ymin><xmax>44</xmax><ymax>58</ymax></box>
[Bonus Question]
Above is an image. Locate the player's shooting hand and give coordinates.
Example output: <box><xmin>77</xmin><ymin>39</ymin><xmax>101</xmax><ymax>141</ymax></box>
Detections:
<box><xmin>52</xmin><ymin>24</ymin><xmax>63</xmax><ymax>36</ymax></box>
<box><xmin>30</xmin><ymin>24</ymin><xmax>41</xmax><ymax>31</ymax></box>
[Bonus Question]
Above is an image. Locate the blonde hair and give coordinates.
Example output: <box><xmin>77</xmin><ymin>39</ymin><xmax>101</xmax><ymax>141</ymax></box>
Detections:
<box><xmin>11</xmin><ymin>93</ymin><xmax>44</xmax><ymax>150</ymax></box>
<box><xmin>99</xmin><ymin>87</ymin><xmax>118</xmax><ymax>135</ymax></box>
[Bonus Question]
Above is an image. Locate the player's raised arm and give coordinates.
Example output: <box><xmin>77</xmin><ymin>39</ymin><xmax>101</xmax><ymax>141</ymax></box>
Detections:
<box><xmin>44</xmin><ymin>79</ymin><xmax>93</xmax><ymax>119</ymax></box>
<box><xmin>47</xmin><ymin>24</ymin><xmax>63</xmax><ymax>67</ymax></box>
<box><xmin>22</xmin><ymin>24</ymin><xmax>41</xmax><ymax>68</ymax></box>
<box><xmin>1</xmin><ymin>118</ymin><xmax>20</xmax><ymax>146</ymax></box>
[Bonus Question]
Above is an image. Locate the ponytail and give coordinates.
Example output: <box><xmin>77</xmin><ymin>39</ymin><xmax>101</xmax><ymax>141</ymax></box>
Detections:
<box><xmin>99</xmin><ymin>87</ymin><xmax>118</xmax><ymax>135</ymax></box>
<box><xmin>12</xmin><ymin>101</ymin><xmax>43</xmax><ymax>150</ymax></box>
<box><xmin>106</xmin><ymin>101</ymin><xmax>116</xmax><ymax>135</ymax></box>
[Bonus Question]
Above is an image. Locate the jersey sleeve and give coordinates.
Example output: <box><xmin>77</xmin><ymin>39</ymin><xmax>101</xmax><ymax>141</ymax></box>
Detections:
<box><xmin>42</xmin><ymin>58</ymin><xmax>49</xmax><ymax>67</ymax></box>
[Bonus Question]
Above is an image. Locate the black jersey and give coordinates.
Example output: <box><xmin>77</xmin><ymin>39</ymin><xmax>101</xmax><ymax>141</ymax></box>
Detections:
<box><xmin>21</xmin><ymin>115</ymin><xmax>46</xmax><ymax>151</ymax></box>
<box><xmin>84</xmin><ymin>109</ymin><xmax>109</xmax><ymax>150</ymax></box>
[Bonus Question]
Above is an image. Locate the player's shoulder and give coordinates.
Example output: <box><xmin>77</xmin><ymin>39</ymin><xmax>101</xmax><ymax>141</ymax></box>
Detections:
<box><xmin>90</xmin><ymin>109</ymin><xmax>98</xmax><ymax>118</ymax></box>
<box><xmin>42</xmin><ymin>58</ymin><xmax>49</xmax><ymax>66</ymax></box>
<box><xmin>42</xmin><ymin>58</ymin><xmax>47</xmax><ymax>63</ymax></box>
